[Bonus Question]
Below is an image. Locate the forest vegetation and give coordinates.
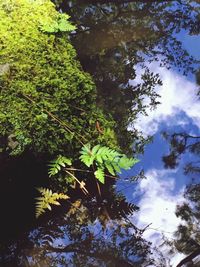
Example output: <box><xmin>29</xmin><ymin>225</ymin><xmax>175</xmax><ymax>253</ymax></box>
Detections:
<box><xmin>0</xmin><ymin>0</ymin><xmax>200</xmax><ymax>266</ymax></box>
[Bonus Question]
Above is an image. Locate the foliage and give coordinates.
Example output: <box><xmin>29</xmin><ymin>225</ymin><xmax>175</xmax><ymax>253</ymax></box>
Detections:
<box><xmin>162</xmin><ymin>132</ymin><xmax>200</xmax><ymax>173</ymax></box>
<box><xmin>48</xmin><ymin>155</ymin><xmax>72</xmax><ymax>177</ymax></box>
<box><xmin>40</xmin><ymin>13</ymin><xmax>76</xmax><ymax>33</ymax></box>
<box><xmin>162</xmin><ymin>131</ymin><xmax>200</xmax><ymax>266</ymax></box>
<box><xmin>80</xmin><ymin>144</ymin><xmax>138</xmax><ymax>183</ymax></box>
<box><xmin>0</xmin><ymin>0</ymin><xmax>116</xmax><ymax>156</ymax></box>
<box><xmin>167</xmin><ymin>183</ymin><xmax>200</xmax><ymax>267</ymax></box>
<box><xmin>53</xmin><ymin>0</ymin><xmax>199</xmax><ymax>153</ymax></box>
<box><xmin>35</xmin><ymin>187</ymin><xmax>69</xmax><ymax>218</ymax></box>
<box><xmin>19</xmin><ymin>199</ymin><xmax>155</xmax><ymax>267</ymax></box>
<box><xmin>35</xmin><ymin>143</ymin><xmax>138</xmax><ymax>217</ymax></box>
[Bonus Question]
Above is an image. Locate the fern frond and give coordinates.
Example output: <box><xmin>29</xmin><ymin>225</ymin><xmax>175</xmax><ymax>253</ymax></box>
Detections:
<box><xmin>94</xmin><ymin>168</ymin><xmax>105</xmax><ymax>184</ymax></box>
<box><xmin>40</xmin><ymin>14</ymin><xmax>76</xmax><ymax>33</ymax></box>
<box><xmin>35</xmin><ymin>187</ymin><xmax>69</xmax><ymax>218</ymax></box>
<box><xmin>118</xmin><ymin>157</ymin><xmax>139</xmax><ymax>170</ymax></box>
<box><xmin>111</xmin><ymin>161</ymin><xmax>121</xmax><ymax>174</ymax></box>
<box><xmin>79</xmin><ymin>144</ymin><xmax>94</xmax><ymax>167</ymax></box>
<box><xmin>79</xmin><ymin>144</ymin><xmax>139</xmax><ymax>182</ymax></box>
<box><xmin>48</xmin><ymin>155</ymin><xmax>72</xmax><ymax>177</ymax></box>
<box><xmin>58</xmin><ymin>14</ymin><xmax>76</xmax><ymax>32</ymax></box>
<box><xmin>105</xmin><ymin>162</ymin><xmax>115</xmax><ymax>176</ymax></box>
<box><xmin>91</xmin><ymin>144</ymin><xmax>101</xmax><ymax>155</ymax></box>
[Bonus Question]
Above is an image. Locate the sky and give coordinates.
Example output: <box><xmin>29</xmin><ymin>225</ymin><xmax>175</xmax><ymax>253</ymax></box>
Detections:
<box><xmin>119</xmin><ymin>33</ymin><xmax>200</xmax><ymax>266</ymax></box>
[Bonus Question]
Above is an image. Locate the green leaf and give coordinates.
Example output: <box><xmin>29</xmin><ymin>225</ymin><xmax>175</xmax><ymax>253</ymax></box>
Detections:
<box><xmin>91</xmin><ymin>144</ymin><xmax>101</xmax><ymax>155</ymax></box>
<box><xmin>80</xmin><ymin>154</ymin><xmax>93</xmax><ymax>167</ymax></box>
<box><xmin>94</xmin><ymin>168</ymin><xmax>105</xmax><ymax>184</ymax></box>
<box><xmin>79</xmin><ymin>144</ymin><xmax>94</xmax><ymax>167</ymax></box>
<box><xmin>96</xmin><ymin>153</ymin><xmax>103</xmax><ymax>164</ymax></box>
<box><xmin>118</xmin><ymin>157</ymin><xmax>139</xmax><ymax>170</ymax></box>
<box><xmin>79</xmin><ymin>144</ymin><xmax>139</xmax><ymax>184</ymax></box>
<box><xmin>111</xmin><ymin>162</ymin><xmax>121</xmax><ymax>174</ymax></box>
<box><xmin>41</xmin><ymin>22</ymin><xmax>58</xmax><ymax>33</ymax></box>
<box><xmin>40</xmin><ymin>14</ymin><xmax>76</xmax><ymax>33</ymax></box>
<box><xmin>105</xmin><ymin>162</ymin><xmax>115</xmax><ymax>176</ymax></box>
<box><xmin>58</xmin><ymin>18</ymin><xmax>76</xmax><ymax>32</ymax></box>
<box><xmin>35</xmin><ymin>188</ymin><xmax>69</xmax><ymax>218</ymax></box>
<box><xmin>48</xmin><ymin>156</ymin><xmax>72</xmax><ymax>177</ymax></box>
<box><xmin>80</xmin><ymin>144</ymin><xmax>91</xmax><ymax>155</ymax></box>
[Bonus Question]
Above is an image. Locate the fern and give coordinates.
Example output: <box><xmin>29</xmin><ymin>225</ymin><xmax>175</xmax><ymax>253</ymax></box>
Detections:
<box><xmin>48</xmin><ymin>155</ymin><xmax>72</xmax><ymax>177</ymax></box>
<box><xmin>40</xmin><ymin>14</ymin><xmax>76</xmax><ymax>33</ymax></box>
<box><xmin>36</xmin><ymin>144</ymin><xmax>138</xmax><ymax>217</ymax></box>
<box><xmin>80</xmin><ymin>144</ymin><xmax>138</xmax><ymax>184</ymax></box>
<box><xmin>94</xmin><ymin>168</ymin><xmax>105</xmax><ymax>184</ymax></box>
<box><xmin>57</xmin><ymin>14</ymin><xmax>76</xmax><ymax>32</ymax></box>
<box><xmin>35</xmin><ymin>188</ymin><xmax>69</xmax><ymax>218</ymax></box>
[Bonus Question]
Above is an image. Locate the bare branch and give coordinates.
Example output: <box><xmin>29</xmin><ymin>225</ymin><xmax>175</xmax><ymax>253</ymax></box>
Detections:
<box><xmin>176</xmin><ymin>248</ymin><xmax>200</xmax><ymax>267</ymax></box>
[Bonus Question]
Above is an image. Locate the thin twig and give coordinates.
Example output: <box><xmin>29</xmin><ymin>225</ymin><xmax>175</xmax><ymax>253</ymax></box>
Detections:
<box><xmin>21</xmin><ymin>93</ymin><xmax>87</xmax><ymax>146</ymax></box>
<box><xmin>65</xmin><ymin>169</ymin><xmax>89</xmax><ymax>195</ymax></box>
<box><xmin>65</xmin><ymin>167</ymin><xmax>117</xmax><ymax>179</ymax></box>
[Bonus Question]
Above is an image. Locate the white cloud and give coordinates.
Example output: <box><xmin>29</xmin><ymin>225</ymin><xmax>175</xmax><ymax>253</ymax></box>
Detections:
<box><xmin>133</xmin><ymin>66</ymin><xmax>200</xmax><ymax>136</ymax></box>
<box><xmin>128</xmin><ymin>65</ymin><xmax>200</xmax><ymax>265</ymax></box>
<box><xmin>132</xmin><ymin>168</ymin><xmax>186</xmax><ymax>266</ymax></box>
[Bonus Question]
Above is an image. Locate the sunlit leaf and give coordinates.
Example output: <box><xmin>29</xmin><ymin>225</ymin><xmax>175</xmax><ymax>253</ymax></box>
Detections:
<box><xmin>94</xmin><ymin>168</ymin><xmax>105</xmax><ymax>184</ymax></box>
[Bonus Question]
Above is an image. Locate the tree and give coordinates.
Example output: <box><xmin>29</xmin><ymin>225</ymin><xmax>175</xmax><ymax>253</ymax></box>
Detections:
<box><xmin>162</xmin><ymin>134</ymin><xmax>200</xmax><ymax>266</ymax></box>
<box><xmin>172</xmin><ymin>183</ymin><xmax>200</xmax><ymax>267</ymax></box>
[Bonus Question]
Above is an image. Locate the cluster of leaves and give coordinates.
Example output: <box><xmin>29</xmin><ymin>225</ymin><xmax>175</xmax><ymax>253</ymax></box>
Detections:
<box><xmin>162</xmin><ymin>132</ymin><xmax>200</xmax><ymax>172</ymax></box>
<box><xmin>80</xmin><ymin>144</ymin><xmax>138</xmax><ymax>183</ymax></box>
<box><xmin>40</xmin><ymin>13</ymin><xmax>76</xmax><ymax>33</ymax></box>
<box><xmin>35</xmin><ymin>188</ymin><xmax>69</xmax><ymax>218</ymax></box>
<box><xmin>48</xmin><ymin>155</ymin><xmax>72</xmax><ymax>177</ymax></box>
<box><xmin>36</xmin><ymin>144</ymin><xmax>138</xmax><ymax>217</ymax></box>
<box><xmin>0</xmin><ymin>0</ymin><xmax>116</xmax><ymax>156</ymax></box>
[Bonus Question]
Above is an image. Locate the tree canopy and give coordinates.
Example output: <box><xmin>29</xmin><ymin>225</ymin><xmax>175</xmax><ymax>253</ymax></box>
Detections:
<box><xmin>52</xmin><ymin>0</ymin><xmax>199</xmax><ymax>153</ymax></box>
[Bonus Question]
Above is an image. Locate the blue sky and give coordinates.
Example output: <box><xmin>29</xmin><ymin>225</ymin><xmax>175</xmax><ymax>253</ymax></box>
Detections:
<box><xmin>117</xmin><ymin>31</ymin><xmax>200</xmax><ymax>266</ymax></box>
<box><xmin>178</xmin><ymin>29</ymin><xmax>200</xmax><ymax>60</ymax></box>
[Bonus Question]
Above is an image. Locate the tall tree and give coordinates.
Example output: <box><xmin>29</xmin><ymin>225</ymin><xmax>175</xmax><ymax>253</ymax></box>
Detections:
<box><xmin>173</xmin><ymin>183</ymin><xmax>200</xmax><ymax>267</ymax></box>
<box><xmin>162</xmin><ymin>132</ymin><xmax>200</xmax><ymax>266</ymax></box>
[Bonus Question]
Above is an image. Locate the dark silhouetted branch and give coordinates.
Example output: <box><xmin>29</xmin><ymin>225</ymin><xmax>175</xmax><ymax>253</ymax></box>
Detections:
<box><xmin>176</xmin><ymin>248</ymin><xmax>200</xmax><ymax>267</ymax></box>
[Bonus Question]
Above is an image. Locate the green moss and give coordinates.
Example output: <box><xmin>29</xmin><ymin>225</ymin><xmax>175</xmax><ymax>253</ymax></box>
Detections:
<box><xmin>0</xmin><ymin>0</ymin><xmax>117</xmax><ymax>156</ymax></box>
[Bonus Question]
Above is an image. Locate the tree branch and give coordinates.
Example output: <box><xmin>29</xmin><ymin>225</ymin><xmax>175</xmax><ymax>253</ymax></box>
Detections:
<box><xmin>46</xmin><ymin>244</ymin><xmax>134</xmax><ymax>267</ymax></box>
<box><xmin>176</xmin><ymin>248</ymin><xmax>200</xmax><ymax>267</ymax></box>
